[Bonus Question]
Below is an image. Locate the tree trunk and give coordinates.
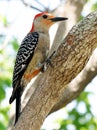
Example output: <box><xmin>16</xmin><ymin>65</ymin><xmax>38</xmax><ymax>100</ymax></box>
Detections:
<box><xmin>49</xmin><ymin>0</ymin><xmax>87</xmax><ymax>57</ymax></box>
<box><xmin>12</xmin><ymin>11</ymin><xmax>97</xmax><ymax>130</ymax></box>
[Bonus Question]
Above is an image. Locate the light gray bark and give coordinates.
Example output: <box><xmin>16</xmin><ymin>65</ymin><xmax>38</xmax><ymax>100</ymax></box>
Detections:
<box><xmin>49</xmin><ymin>0</ymin><xmax>87</xmax><ymax>57</ymax></box>
<box><xmin>12</xmin><ymin>11</ymin><xmax>97</xmax><ymax>130</ymax></box>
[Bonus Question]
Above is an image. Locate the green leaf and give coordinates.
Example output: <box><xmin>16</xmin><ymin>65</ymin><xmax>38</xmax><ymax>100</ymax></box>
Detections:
<box><xmin>0</xmin><ymin>122</ymin><xmax>5</xmax><ymax>130</ymax></box>
<box><xmin>0</xmin><ymin>15</ymin><xmax>9</xmax><ymax>27</ymax></box>
<box><xmin>11</xmin><ymin>38</ymin><xmax>19</xmax><ymax>51</ymax></box>
<box><xmin>91</xmin><ymin>3</ymin><xmax>97</xmax><ymax>11</ymax></box>
<box><xmin>0</xmin><ymin>86</ymin><xmax>5</xmax><ymax>101</ymax></box>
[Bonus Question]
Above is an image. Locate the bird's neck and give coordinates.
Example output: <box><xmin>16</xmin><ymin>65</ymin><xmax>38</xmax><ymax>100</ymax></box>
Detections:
<box><xmin>30</xmin><ymin>23</ymin><xmax>49</xmax><ymax>34</ymax></box>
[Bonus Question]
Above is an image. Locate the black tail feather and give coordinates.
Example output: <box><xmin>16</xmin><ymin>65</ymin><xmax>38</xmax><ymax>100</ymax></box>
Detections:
<box><xmin>14</xmin><ymin>86</ymin><xmax>23</xmax><ymax>125</ymax></box>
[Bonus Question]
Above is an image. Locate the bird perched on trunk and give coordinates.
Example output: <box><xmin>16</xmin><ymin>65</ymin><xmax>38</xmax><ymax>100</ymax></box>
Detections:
<box><xmin>9</xmin><ymin>12</ymin><xmax>68</xmax><ymax>124</ymax></box>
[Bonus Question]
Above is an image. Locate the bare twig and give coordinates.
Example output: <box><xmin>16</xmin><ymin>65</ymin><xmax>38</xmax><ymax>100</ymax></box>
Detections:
<box><xmin>35</xmin><ymin>0</ymin><xmax>49</xmax><ymax>11</ymax></box>
<box><xmin>21</xmin><ymin>0</ymin><xmax>43</xmax><ymax>12</ymax></box>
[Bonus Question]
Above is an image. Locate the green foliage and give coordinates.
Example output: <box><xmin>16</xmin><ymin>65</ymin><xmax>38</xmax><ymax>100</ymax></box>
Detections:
<box><xmin>0</xmin><ymin>14</ymin><xmax>9</xmax><ymax>27</ymax></box>
<box><xmin>0</xmin><ymin>106</ymin><xmax>10</xmax><ymax>130</ymax></box>
<box><xmin>11</xmin><ymin>38</ymin><xmax>19</xmax><ymax>51</ymax></box>
<box><xmin>0</xmin><ymin>34</ymin><xmax>19</xmax><ymax>129</ymax></box>
<box><xmin>91</xmin><ymin>3</ymin><xmax>97</xmax><ymax>11</ymax></box>
<box><xmin>55</xmin><ymin>92</ymin><xmax>97</xmax><ymax>130</ymax></box>
<box><xmin>0</xmin><ymin>10</ymin><xmax>19</xmax><ymax>130</ymax></box>
<box><xmin>79</xmin><ymin>15</ymin><xmax>84</xmax><ymax>21</ymax></box>
<box><xmin>0</xmin><ymin>1</ymin><xmax>97</xmax><ymax>130</ymax></box>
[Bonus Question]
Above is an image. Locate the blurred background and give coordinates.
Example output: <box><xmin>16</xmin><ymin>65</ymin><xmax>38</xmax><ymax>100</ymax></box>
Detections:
<box><xmin>0</xmin><ymin>0</ymin><xmax>97</xmax><ymax>130</ymax></box>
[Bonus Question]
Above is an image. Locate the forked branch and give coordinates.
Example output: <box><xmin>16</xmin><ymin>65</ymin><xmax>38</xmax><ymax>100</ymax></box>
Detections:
<box><xmin>12</xmin><ymin>11</ymin><xmax>97</xmax><ymax>130</ymax></box>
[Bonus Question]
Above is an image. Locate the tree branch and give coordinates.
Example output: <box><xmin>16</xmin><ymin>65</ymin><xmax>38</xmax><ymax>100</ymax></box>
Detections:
<box><xmin>12</xmin><ymin>11</ymin><xmax>97</xmax><ymax>130</ymax></box>
<box><xmin>49</xmin><ymin>0</ymin><xmax>87</xmax><ymax>58</ymax></box>
<box><xmin>50</xmin><ymin>48</ymin><xmax>97</xmax><ymax>113</ymax></box>
<box><xmin>21</xmin><ymin>0</ymin><xmax>43</xmax><ymax>12</ymax></box>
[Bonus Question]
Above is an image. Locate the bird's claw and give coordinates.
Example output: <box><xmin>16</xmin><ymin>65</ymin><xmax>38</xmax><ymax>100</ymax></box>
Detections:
<box><xmin>41</xmin><ymin>51</ymin><xmax>56</xmax><ymax>72</ymax></box>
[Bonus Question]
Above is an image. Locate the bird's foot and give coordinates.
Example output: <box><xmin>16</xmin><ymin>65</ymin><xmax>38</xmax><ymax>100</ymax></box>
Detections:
<box><xmin>41</xmin><ymin>51</ymin><xmax>56</xmax><ymax>72</ymax></box>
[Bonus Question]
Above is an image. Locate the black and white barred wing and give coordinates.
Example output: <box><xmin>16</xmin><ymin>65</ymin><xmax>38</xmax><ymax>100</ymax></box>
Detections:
<box><xmin>12</xmin><ymin>32</ymin><xmax>39</xmax><ymax>88</ymax></box>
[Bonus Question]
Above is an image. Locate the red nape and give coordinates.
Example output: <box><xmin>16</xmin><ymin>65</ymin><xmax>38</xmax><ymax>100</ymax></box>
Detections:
<box><xmin>30</xmin><ymin>12</ymin><xmax>48</xmax><ymax>32</ymax></box>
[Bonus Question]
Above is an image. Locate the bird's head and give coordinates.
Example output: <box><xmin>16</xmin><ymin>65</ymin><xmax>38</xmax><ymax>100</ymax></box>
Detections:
<box><xmin>30</xmin><ymin>12</ymin><xmax>68</xmax><ymax>33</ymax></box>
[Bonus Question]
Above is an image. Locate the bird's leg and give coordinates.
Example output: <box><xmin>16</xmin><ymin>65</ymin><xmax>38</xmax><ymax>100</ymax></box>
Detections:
<box><xmin>41</xmin><ymin>51</ymin><xmax>56</xmax><ymax>72</ymax></box>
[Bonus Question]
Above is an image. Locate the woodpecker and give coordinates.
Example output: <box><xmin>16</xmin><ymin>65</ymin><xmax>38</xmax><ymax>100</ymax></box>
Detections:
<box><xmin>9</xmin><ymin>12</ymin><xmax>68</xmax><ymax>124</ymax></box>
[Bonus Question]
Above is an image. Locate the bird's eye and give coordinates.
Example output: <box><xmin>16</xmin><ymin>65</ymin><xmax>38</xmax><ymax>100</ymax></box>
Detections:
<box><xmin>43</xmin><ymin>15</ymin><xmax>48</xmax><ymax>19</ymax></box>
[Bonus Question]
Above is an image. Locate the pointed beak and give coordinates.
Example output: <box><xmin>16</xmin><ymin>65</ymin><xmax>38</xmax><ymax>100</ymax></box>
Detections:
<box><xmin>49</xmin><ymin>17</ymin><xmax>68</xmax><ymax>22</ymax></box>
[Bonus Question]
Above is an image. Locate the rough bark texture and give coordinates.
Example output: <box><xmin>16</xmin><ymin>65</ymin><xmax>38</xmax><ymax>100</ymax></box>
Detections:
<box><xmin>12</xmin><ymin>11</ymin><xmax>97</xmax><ymax>130</ymax></box>
<box><xmin>21</xmin><ymin>0</ymin><xmax>87</xmax><ymax>115</ymax></box>
<box><xmin>49</xmin><ymin>0</ymin><xmax>87</xmax><ymax>57</ymax></box>
<box><xmin>50</xmin><ymin>48</ymin><xmax>97</xmax><ymax>113</ymax></box>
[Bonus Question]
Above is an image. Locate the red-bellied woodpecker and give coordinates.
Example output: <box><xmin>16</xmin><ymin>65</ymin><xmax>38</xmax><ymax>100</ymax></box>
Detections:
<box><xmin>9</xmin><ymin>12</ymin><xmax>68</xmax><ymax>124</ymax></box>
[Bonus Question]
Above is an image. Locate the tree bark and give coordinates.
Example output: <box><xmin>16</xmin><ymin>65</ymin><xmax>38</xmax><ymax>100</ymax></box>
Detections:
<box><xmin>22</xmin><ymin>0</ymin><xmax>87</xmax><ymax>115</ymax></box>
<box><xmin>49</xmin><ymin>0</ymin><xmax>87</xmax><ymax>57</ymax></box>
<box><xmin>50</xmin><ymin>48</ymin><xmax>97</xmax><ymax>113</ymax></box>
<box><xmin>22</xmin><ymin>0</ymin><xmax>86</xmax><ymax>110</ymax></box>
<box><xmin>12</xmin><ymin>11</ymin><xmax>97</xmax><ymax>130</ymax></box>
